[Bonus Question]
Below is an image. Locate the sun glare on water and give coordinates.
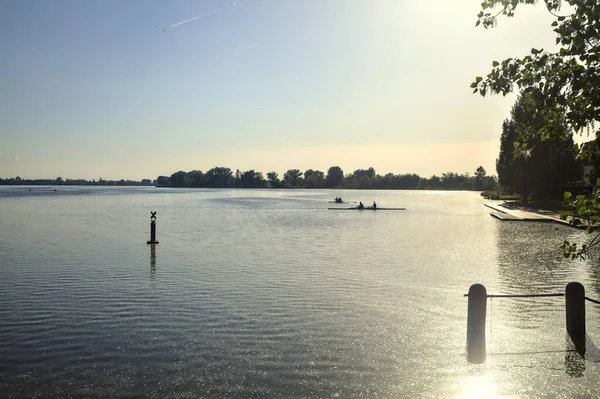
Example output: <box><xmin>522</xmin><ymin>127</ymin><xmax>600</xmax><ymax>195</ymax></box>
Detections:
<box><xmin>459</xmin><ymin>372</ymin><xmax>504</xmax><ymax>399</ymax></box>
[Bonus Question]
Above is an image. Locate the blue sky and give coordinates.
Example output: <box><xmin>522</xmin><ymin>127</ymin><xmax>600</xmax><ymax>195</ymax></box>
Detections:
<box><xmin>0</xmin><ymin>0</ymin><xmax>578</xmax><ymax>180</ymax></box>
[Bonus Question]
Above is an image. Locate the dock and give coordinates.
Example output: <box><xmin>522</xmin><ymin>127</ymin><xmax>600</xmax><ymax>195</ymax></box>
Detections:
<box><xmin>484</xmin><ymin>202</ymin><xmax>581</xmax><ymax>228</ymax></box>
<box><xmin>489</xmin><ymin>211</ymin><xmax>524</xmax><ymax>221</ymax></box>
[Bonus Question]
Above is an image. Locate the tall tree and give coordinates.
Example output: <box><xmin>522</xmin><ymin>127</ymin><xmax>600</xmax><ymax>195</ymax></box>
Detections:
<box><xmin>325</xmin><ymin>166</ymin><xmax>344</xmax><ymax>188</ymax></box>
<box><xmin>497</xmin><ymin>119</ymin><xmax>524</xmax><ymax>195</ymax></box>
<box><xmin>582</xmin><ymin>133</ymin><xmax>600</xmax><ymax>185</ymax></box>
<box><xmin>308</xmin><ymin>170</ymin><xmax>325</xmax><ymax>188</ymax></box>
<box><xmin>205</xmin><ymin>167</ymin><xmax>233</xmax><ymax>188</ymax></box>
<box><xmin>283</xmin><ymin>169</ymin><xmax>303</xmax><ymax>188</ymax></box>
<box><xmin>496</xmin><ymin>93</ymin><xmax>581</xmax><ymax>200</ymax></box>
<box><xmin>473</xmin><ymin>1</ymin><xmax>600</xmax><ymax>140</ymax></box>
<box><xmin>474</xmin><ymin>166</ymin><xmax>487</xmax><ymax>191</ymax></box>
<box><xmin>169</xmin><ymin>171</ymin><xmax>189</xmax><ymax>187</ymax></box>
<box><xmin>239</xmin><ymin>170</ymin><xmax>265</xmax><ymax>188</ymax></box>
<box><xmin>473</xmin><ymin>0</ymin><xmax>600</xmax><ymax>258</ymax></box>
<box><xmin>188</xmin><ymin>170</ymin><xmax>205</xmax><ymax>187</ymax></box>
<box><xmin>266</xmin><ymin>171</ymin><xmax>280</xmax><ymax>188</ymax></box>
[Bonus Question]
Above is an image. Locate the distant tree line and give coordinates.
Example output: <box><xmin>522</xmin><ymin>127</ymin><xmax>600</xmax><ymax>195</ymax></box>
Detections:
<box><xmin>158</xmin><ymin>166</ymin><xmax>498</xmax><ymax>191</ymax></box>
<box><xmin>0</xmin><ymin>177</ymin><xmax>154</xmax><ymax>186</ymax></box>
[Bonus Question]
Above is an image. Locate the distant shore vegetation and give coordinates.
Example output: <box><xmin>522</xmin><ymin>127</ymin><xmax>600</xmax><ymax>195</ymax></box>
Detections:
<box><xmin>1</xmin><ymin>166</ymin><xmax>498</xmax><ymax>191</ymax></box>
<box><xmin>0</xmin><ymin>177</ymin><xmax>153</xmax><ymax>186</ymax></box>
<box><xmin>156</xmin><ymin>166</ymin><xmax>498</xmax><ymax>191</ymax></box>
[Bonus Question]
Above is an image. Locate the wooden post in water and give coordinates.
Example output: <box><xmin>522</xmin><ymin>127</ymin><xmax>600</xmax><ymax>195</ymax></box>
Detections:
<box><xmin>565</xmin><ymin>282</ymin><xmax>585</xmax><ymax>336</ymax></box>
<box><xmin>467</xmin><ymin>283</ymin><xmax>487</xmax><ymax>364</ymax></box>
<box><xmin>147</xmin><ymin>211</ymin><xmax>159</xmax><ymax>244</ymax></box>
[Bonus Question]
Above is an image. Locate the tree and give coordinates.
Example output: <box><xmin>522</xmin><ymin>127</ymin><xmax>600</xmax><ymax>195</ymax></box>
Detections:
<box><xmin>497</xmin><ymin>119</ymin><xmax>524</xmax><ymax>195</ymax></box>
<box><xmin>474</xmin><ymin>166</ymin><xmax>487</xmax><ymax>191</ymax></box>
<box><xmin>188</xmin><ymin>170</ymin><xmax>205</xmax><ymax>187</ymax></box>
<box><xmin>325</xmin><ymin>166</ymin><xmax>344</xmax><ymax>188</ymax></box>
<box><xmin>473</xmin><ymin>0</ymin><xmax>600</xmax><ymax>258</ymax></box>
<box><xmin>156</xmin><ymin>176</ymin><xmax>169</xmax><ymax>186</ymax></box>
<box><xmin>303</xmin><ymin>169</ymin><xmax>315</xmax><ymax>188</ymax></box>
<box><xmin>496</xmin><ymin>93</ymin><xmax>581</xmax><ymax>201</ymax></box>
<box><xmin>283</xmin><ymin>169</ymin><xmax>303</xmax><ymax>188</ymax></box>
<box><xmin>266</xmin><ymin>171</ymin><xmax>281</xmax><ymax>188</ymax></box>
<box><xmin>239</xmin><ymin>170</ymin><xmax>265</xmax><ymax>188</ymax></box>
<box><xmin>308</xmin><ymin>170</ymin><xmax>325</xmax><ymax>188</ymax></box>
<box><xmin>169</xmin><ymin>171</ymin><xmax>189</xmax><ymax>187</ymax></box>
<box><xmin>352</xmin><ymin>167</ymin><xmax>376</xmax><ymax>179</ymax></box>
<box><xmin>473</xmin><ymin>1</ymin><xmax>600</xmax><ymax>139</ymax></box>
<box><xmin>205</xmin><ymin>167</ymin><xmax>233</xmax><ymax>188</ymax></box>
<box><xmin>583</xmin><ymin>133</ymin><xmax>600</xmax><ymax>185</ymax></box>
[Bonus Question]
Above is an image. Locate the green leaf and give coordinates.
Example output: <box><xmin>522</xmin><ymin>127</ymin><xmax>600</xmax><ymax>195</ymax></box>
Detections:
<box><xmin>564</xmin><ymin>191</ymin><xmax>572</xmax><ymax>200</ymax></box>
<box><xmin>551</xmin><ymin>21</ymin><xmax>558</xmax><ymax>27</ymax></box>
<box><xmin>492</xmin><ymin>60</ymin><xmax>499</xmax><ymax>67</ymax></box>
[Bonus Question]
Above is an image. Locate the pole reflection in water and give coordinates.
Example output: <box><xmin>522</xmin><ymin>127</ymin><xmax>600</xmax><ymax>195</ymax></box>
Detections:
<box><xmin>150</xmin><ymin>244</ymin><xmax>156</xmax><ymax>281</ymax></box>
<box><xmin>565</xmin><ymin>333</ymin><xmax>585</xmax><ymax>377</ymax></box>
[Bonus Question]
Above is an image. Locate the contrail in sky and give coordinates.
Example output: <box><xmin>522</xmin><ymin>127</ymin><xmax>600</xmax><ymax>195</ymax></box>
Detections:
<box><xmin>169</xmin><ymin>3</ymin><xmax>237</xmax><ymax>28</ymax></box>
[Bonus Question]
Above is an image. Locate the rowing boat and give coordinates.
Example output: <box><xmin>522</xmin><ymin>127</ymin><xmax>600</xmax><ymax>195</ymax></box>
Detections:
<box><xmin>327</xmin><ymin>207</ymin><xmax>405</xmax><ymax>211</ymax></box>
<box><xmin>328</xmin><ymin>200</ymin><xmax>356</xmax><ymax>204</ymax></box>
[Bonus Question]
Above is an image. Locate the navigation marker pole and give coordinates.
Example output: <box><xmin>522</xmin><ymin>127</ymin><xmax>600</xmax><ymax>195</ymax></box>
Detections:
<box><xmin>147</xmin><ymin>211</ymin><xmax>159</xmax><ymax>244</ymax></box>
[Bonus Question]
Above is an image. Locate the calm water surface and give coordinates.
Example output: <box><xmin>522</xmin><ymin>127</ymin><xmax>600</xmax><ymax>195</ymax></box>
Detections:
<box><xmin>0</xmin><ymin>187</ymin><xmax>599</xmax><ymax>398</ymax></box>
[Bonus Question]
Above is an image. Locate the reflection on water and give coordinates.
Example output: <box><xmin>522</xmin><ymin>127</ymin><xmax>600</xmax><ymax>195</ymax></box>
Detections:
<box><xmin>150</xmin><ymin>244</ymin><xmax>156</xmax><ymax>281</ymax></box>
<box><xmin>495</xmin><ymin>222</ymin><xmax>577</xmax><ymax>293</ymax></box>
<box><xmin>0</xmin><ymin>188</ymin><xmax>598</xmax><ymax>397</ymax></box>
<box><xmin>490</xmin><ymin>219</ymin><xmax>600</xmax><ymax>383</ymax></box>
<box><xmin>565</xmin><ymin>334</ymin><xmax>586</xmax><ymax>378</ymax></box>
<box><xmin>460</xmin><ymin>368</ymin><xmax>502</xmax><ymax>399</ymax></box>
<box><xmin>494</xmin><ymin>222</ymin><xmax>578</xmax><ymax>332</ymax></box>
<box><xmin>588</xmin><ymin>256</ymin><xmax>600</xmax><ymax>299</ymax></box>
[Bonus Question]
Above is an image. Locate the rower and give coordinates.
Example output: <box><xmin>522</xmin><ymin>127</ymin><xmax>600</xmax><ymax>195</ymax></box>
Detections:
<box><xmin>339</xmin><ymin>197</ymin><xmax>343</xmax><ymax>203</ymax></box>
<box><xmin>357</xmin><ymin>202</ymin><xmax>364</xmax><ymax>209</ymax></box>
<box><xmin>373</xmin><ymin>201</ymin><xmax>377</xmax><ymax>209</ymax></box>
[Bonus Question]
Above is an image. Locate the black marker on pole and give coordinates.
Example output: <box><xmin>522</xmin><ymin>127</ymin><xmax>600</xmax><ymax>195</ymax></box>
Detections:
<box><xmin>147</xmin><ymin>211</ymin><xmax>159</xmax><ymax>244</ymax></box>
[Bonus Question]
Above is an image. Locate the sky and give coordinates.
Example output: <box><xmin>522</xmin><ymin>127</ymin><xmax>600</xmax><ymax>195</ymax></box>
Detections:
<box><xmin>0</xmin><ymin>0</ymin><xmax>590</xmax><ymax>180</ymax></box>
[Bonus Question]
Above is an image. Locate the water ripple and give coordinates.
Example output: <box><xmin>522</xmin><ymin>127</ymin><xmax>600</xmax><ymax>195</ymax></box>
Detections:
<box><xmin>0</xmin><ymin>189</ymin><xmax>599</xmax><ymax>397</ymax></box>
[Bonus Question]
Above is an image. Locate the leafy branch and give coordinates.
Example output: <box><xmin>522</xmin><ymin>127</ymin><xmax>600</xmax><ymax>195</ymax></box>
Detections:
<box><xmin>560</xmin><ymin>181</ymin><xmax>600</xmax><ymax>260</ymax></box>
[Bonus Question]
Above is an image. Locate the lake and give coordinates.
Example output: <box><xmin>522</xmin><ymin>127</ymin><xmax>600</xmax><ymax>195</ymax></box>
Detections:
<box><xmin>0</xmin><ymin>187</ymin><xmax>599</xmax><ymax>398</ymax></box>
